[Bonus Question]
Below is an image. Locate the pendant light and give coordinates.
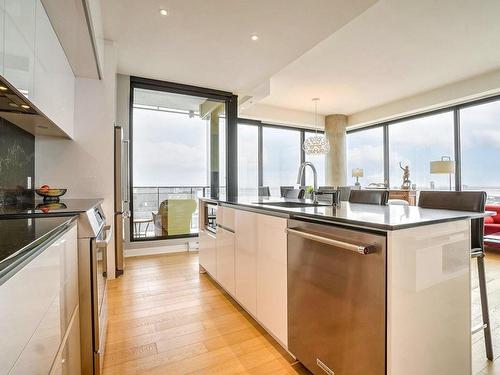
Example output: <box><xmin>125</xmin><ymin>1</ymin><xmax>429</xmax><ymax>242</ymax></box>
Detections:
<box><xmin>302</xmin><ymin>98</ymin><xmax>330</xmax><ymax>155</ymax></box>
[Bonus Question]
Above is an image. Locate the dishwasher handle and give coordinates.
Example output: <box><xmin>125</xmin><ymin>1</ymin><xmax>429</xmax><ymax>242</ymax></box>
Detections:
<box><xmin>286</xmin><ymin>228</ymin><xmax>376</xmax><ymax>255</ymax></box>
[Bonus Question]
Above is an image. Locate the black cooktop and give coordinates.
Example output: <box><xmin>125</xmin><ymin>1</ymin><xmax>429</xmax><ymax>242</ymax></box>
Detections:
<box><xmin>0</xmin><ymin>198</ymin><xmax>103</xmax><ymax>218</ymax></box>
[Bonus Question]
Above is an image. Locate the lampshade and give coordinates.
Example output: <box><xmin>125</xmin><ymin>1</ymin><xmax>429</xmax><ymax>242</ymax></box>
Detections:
<box><xmin>430</xmin><ymin>160</ymin><xmax>455</xmax><ymax>174</ymax></box>
<box><xmin>352</xmin><ymin>168</ymin><xmax>364</xmax><ymax>178</ymax></box>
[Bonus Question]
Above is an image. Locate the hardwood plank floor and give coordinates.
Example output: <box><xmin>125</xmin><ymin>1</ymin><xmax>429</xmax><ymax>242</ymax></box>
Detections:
<box><xmin>103</xmin><ymin>249</ymin><xmax>500</xmax><ymax>374</ymax></box>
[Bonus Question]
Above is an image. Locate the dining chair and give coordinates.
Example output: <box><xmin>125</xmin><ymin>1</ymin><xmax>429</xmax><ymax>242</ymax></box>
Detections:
<box><xmin>280</xmin><ymin>186</ymin><xmax>295</xmax><ymax>198</ymax></box>
<box><xmin>285</xmin><ymin>188</ymin><xmax>305</xmax><ymax>199</ymax></box>
<box><xmin>348</xmin><ymin>189</ymin><xmax>389</xmax><ymax>205</ymax></box>
<box><xmin>418</xmin><ymin>190</ymin><xmax>492</xmax><ymax>360</ymax></box>
<box><xmin>258</xmin><ymin>186</ymin><xmax>271</xmax><ymax>197</ymax></box>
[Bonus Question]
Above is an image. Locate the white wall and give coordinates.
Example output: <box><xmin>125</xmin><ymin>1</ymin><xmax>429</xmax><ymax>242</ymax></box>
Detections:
<box><xmin>348</xmin><ymin>68</ymin><xmax>500</xmax><ymax>128</ymax></box>
<box><xmin>239</xmin><ymin>102</ymin><xmax>325</xmax><ymax>129</ymax></box>
<box><xmin>35</xmin><ymin>41</ymin><xmax>117</xmax><ymax>277</ymax></box>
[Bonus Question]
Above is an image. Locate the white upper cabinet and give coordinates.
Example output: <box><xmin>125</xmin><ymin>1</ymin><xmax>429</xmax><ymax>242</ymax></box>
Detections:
<box><xmin>0</xmin><ymin>0</ymin><xmax>4</xmax><ymax>75</ymax></box>
<box><xmin>4</xmin><ymin>0</ymin><xmax>36</xmax><ymax>99</ymax></box>
<box><xmin>33</xmin><ymin>0</ymin><xmax>74</xmax><ymax>137</ymax></box>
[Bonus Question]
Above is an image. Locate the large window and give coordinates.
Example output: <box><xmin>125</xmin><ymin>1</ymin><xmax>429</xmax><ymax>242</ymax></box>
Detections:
<box><xmin>461</xmin><ymin>100</ymin><xmax>500</xmax><ymax>203</ymax></box>
<box><xmin>262</xmin><ymin>127</ymin><xmax>301</xmax><ymax>196</ymax></box>
<box><xmin>388</xmin><ymin>112</ymin><xmax>454</xmax><ymax>190</ymax></box>
<box><xmin>238</xmin><ymin>124</ymin><xmax>259</xmax><ymax>196</ymax></box>
<box><xmin>347</xmin><ymin>127</ymin><xmax>384</xmax><ymax>186</ymax></box>
<box><xmin>346</xmin><ymin>95</ymin><xmax>500</xmax><ymax>203</ymax></box>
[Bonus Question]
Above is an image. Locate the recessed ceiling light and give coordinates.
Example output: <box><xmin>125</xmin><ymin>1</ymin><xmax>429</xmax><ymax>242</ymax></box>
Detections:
<box><xmin>251</xmin><ymin>34</ymin><xmax>259</xmax><ymax>41</ymax></box>
<box><xmin>21</xmin><ymin>104</ymin><xmax>30</xmax><ymax>109</ymax></box>
<box><xmin>159</xmin><ymin>9</ymin><xmax>168</xmax><ymax>16</ymax></box>
<box><xmin>8</xmin><ymin>102</ymin><xmax>18</xmax><ymax>108</ymax></box>
<box><xmin>0</xmin><ymin>86</ymin><xmax>7</xmax><ymax>91</ymax></box>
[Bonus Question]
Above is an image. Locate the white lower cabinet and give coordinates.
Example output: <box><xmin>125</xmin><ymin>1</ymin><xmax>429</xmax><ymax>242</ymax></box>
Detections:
<box><xmin>202</xmin><ymin>203</ymin><xmax>288</xmax><ymax>347</ymax></box>
<box><xmin>0</xmin><ymin>223</ymin><xmax>79</xmax><ymax>374</ymax></box>
<box><xmin>256</xmin><ymin>214</ymin><xmax>288</xmax><ymax>346</ymax></box>
<box><xmin>50</xmin><ymin>308</ymin><xmax>81</xmax><ymax>375</ymax></box>
<box><xmin>199</xmin><ymin>229</ymin><xmax>216</xmax><ymax>277</ymax></box>
<box><xmin>216</xmin><ymin>227</ymin><xmax>235</xmax><ymax>296</ymax></box>
<box><xmin>234</xmin><ymin>209</ymin><xmax>258</xmax><ymax>315</ymax></box>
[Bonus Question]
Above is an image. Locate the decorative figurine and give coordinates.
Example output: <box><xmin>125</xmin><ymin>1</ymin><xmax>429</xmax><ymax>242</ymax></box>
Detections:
<box><xmin>399</xmin><ymin>161</ymin><xmax>411</xmax><ymax>190</ymax></box>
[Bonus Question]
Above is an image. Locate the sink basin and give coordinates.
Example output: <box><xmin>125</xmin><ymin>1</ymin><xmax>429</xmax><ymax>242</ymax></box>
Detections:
<box><xmin>253</xmin><ymin>201</ymin><xmax>328</xmax><ymax>208</ymax></box>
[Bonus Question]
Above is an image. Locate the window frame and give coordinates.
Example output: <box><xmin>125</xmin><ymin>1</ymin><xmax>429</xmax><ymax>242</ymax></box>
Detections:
<box><xmin>346</xmin><ymin>94</ymin><xmax>500</xmax><ymax>191</ymax></box>
<box><xmin>237</xmin><ymin>118</ymin><xmax>325</xmax><ymax>191</ymax></box>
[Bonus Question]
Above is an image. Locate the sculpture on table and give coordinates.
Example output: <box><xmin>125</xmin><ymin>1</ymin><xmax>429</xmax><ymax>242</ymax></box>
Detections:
<box><xmin>399</xmin><ymin>161</ymin><xmax>411</xmax><ymax>190</ymax></box>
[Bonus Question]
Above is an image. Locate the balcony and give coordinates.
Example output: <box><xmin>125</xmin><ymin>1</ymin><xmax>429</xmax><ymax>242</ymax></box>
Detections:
<box><xmin>131</xmin><ymin>186</ymin><xmax>210</xmax><ymax>240</ymax></box>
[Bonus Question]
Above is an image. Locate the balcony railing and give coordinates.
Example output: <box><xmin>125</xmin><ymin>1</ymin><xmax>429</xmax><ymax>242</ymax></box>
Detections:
<box><xmin>132</xmin><ymin>186</ymin><xmax>210</xmax><ymax>239</ymax></box>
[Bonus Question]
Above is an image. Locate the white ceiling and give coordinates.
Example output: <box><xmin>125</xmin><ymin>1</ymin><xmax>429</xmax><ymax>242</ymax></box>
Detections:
<box><xmin>103</xmin><ymin>0</ymin><xmax>500</xmax><ymax>117</ymax></box>
<box><xmin>101</xmin><ymin>0</ymin><xmax>377</xmax><ymax>93</ymax></box>
<box><xmin>261</xmin><ymin>0</ymin><xmax>500</xmax><ymax>115</ymax></box>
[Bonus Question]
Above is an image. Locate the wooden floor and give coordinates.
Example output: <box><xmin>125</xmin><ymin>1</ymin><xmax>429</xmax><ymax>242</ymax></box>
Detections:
<box><xmin>103</xmin><ymin>249</ymin><xmax>500</xmax><ymax>375</ymax></box>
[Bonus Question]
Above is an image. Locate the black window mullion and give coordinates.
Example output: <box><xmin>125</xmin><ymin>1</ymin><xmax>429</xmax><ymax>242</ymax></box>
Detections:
<box><xmin>383</xmin><ymin>124</ymin><xmax>390</xmax><ymax>188</ymax></box>
<box><xmin>300</xmin><ymin>131</ymin><xmax>305</xmax><ymax>186</ymax></box>
<box><xmin>258</xmin><ymin>123</ymin><xmax>263</xmax><ymax>187</ymax></box>
<box><xmin>453</xmin><ymin>108</ymin><xmax>462</xmax><ymax>191</ymax></box>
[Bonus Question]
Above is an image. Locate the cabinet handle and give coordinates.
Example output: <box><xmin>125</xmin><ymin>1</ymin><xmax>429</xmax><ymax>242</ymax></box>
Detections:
<box><xmin>97</xmin><ymin>225</ymin><xmax>112</xmax><ymax>248</ymax></box>
<box><xmin>286</xmin><ymin>228</ymin><xmax>376</xmax><ymax>255</ymax></box>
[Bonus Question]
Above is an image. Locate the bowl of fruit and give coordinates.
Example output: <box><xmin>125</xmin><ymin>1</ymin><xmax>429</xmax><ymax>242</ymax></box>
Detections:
<box><xmin>35</xmin><ymin>185</ymin><xmax>67</xmax><ymax>202</ymax></box>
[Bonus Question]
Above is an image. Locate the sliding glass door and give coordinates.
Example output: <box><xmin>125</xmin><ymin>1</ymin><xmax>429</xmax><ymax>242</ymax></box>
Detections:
<box><xmin>129</xmin><ymin>78</ymin><xmax>235</xmax><ymax>241</ymax></box>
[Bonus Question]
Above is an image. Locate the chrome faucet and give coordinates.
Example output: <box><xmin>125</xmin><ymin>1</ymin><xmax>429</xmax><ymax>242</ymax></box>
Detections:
<box><xmin>296</xmin><ymin>162</ymin><xmax>318</xmax><ymax>203</ymax></box>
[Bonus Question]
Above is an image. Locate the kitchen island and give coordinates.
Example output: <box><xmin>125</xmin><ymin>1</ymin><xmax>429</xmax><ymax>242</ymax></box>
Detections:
<box><xmin>199</xmin><ymin>196</ymin><xmax>488</xmax><ymax>375</ymax></box>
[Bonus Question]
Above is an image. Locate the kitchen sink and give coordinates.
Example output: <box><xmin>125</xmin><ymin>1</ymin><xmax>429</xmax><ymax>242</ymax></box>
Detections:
<box><xmin>253</xmin><ymin>201</ymin><xmax>328</xmax><ymax>208</ymax></box>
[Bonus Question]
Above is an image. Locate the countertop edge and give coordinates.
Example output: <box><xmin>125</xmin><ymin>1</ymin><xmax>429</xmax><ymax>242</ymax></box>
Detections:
<box><xmin>201</xmin><ymin>197</ymin><xmax>484</xmax><ymax>231</ymax></box>
<box><xmin>0</xmin><ymin>216</ymin><xmax>78</xmax><ymax>286</ymax></box>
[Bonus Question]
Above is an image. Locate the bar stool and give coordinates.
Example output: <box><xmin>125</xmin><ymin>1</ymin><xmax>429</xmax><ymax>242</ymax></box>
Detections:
<box><xmin>348</xmin><ymin>189</ymin><xmax>389</xmax><ymax>205</ymax></box>
<box><xmin>418</xmin><ymin>191</ymin><xmax>493</xmax><ymax>360</ymax></box>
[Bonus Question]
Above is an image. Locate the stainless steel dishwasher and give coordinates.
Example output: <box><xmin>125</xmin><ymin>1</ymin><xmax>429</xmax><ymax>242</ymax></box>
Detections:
<box><xmin>287</xmin><ymin>219</ymin><xmax>386</xmax><ymax>375</ymax></box>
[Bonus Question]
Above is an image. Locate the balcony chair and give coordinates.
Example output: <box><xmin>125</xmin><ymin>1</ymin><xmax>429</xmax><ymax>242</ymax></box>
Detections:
<box><xmin>258</xmin><ymin>186</ymin><xmax>271</xmax><ymax>197</ymax></box>
<box><xmin>152</xmin><ymin>199</ymin><xmax>197</xmax><ymax>236</ymax></box>
<box><xmin>348</xmin><ymin>189</ymin><xmax>389</xmax><ymax>205</ymax></box>
<box><xmin>485</xmin><ymin>204</ymin><xmax>500</xmax><ymax>249</ymax></box>
<box><xmin>418</xmin><ymin>191</ymin><xmax>493</xmax><ymax>360</ymax></box>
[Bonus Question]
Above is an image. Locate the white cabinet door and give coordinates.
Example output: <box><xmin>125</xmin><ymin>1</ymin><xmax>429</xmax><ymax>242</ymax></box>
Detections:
<box><xmin>199</xmin><ymin>229</ymin><xmax>216</xmax><ymax>277</ymax></box>
<box><xmin>50</xmin><ymin>309</ymin><xmax>81</xmax><ymax>375</ymax></box>
<box><xmin>0</xmin><ymin>224</ymin><xmax>78</xmax><ymax>374</ymax></box>
<box><xmin>234</xmin><ymin>209</ymin><xmax>258</xmax><ymax>315</ymax></box>
<box><xmin>34</xmin><ymin>0</ymin><xmax>75</xmax><ymax>137</ymax></box>
<box><xmin>216</xmin><ymin>227</ymin><xmax>235</xmax><ymax>296</ymax></box>
<box><xmin>257</xmin><ymin>214</ymin><xmax>288</xmax><ymax>346</ymax></box>
<box><xmin>4</xmin><ymin>0</ymin><xmax>36</xmax><ymax>99</ymax></box>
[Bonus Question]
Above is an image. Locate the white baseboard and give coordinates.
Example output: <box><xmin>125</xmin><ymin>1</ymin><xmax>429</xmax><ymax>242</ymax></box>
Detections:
<box><xmin>124</xmin><ymin>244</ymin><xmax>197</xmax><ymax>257</ymax></box>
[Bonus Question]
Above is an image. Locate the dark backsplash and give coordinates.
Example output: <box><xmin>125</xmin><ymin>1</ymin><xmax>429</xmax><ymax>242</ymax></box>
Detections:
<box><xmin>0</xmin><ymin>118</ymin><xmax>35</xmax><ymax>205</ymax></box>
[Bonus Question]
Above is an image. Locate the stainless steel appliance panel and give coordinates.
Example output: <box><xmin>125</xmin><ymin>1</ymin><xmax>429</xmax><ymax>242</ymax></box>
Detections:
<box><xmin>287</xmin><ymin>219</ymin><xmax>386</xmax><ymax>375</ymax></box>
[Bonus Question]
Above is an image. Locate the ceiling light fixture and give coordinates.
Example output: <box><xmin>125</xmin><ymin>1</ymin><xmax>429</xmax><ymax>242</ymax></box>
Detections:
<box><xmin>21</xmin><ymin>104</ymin><xmax>30</xmax><ymax>109</ymax></box>
<box><xmin>159</xmin><ymin>9</ymin><xmax>168</xmax><ymax>16</ymax></box>
<box><xmin>302</xmin><ymin>98</ymin><xmax>330</xmax><ymax>155</ymax></box>
<box><xmin>0</xmin><ymin>86</ymin><xmax>7</xmax><ymax>91</ymax></box>
<box><xmin>251</xmin><ymin>34</ymin><xmax>259</xmax><ymax>41</ymax></box>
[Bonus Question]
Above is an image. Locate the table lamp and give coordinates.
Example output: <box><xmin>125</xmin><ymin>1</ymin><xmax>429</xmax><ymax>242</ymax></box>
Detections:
<box><xmin>352</xmin><ymin>168</ymin><xmax>364</xmax><ymax>187</ymax></box>
<box><xmin>430</xmin><ymin>156</ymin><xmax>455</xmax><ymax>190</ymax></box>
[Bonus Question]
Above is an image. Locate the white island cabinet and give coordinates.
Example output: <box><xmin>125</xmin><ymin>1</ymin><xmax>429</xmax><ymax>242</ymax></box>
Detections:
<box><xmin>0</xmin><ymin>223</ymin><xmax>80</xmax><ymax>375</ymax></box>
<box><xmin>200</xmin><ymin>202</ymin><xmax>288</xmax><ymax>347</ymax></box>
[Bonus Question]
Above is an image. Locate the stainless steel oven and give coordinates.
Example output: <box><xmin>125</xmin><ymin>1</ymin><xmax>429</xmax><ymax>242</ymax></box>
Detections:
<box><xmin>204</xmin><ymin>203</ymin><xmax>217</xmax><ymax>234</ymax></box>
<box><xmin>78</xmin><ymin>205</ymin><xmax>112</xmax><ymax>375</ymax></box>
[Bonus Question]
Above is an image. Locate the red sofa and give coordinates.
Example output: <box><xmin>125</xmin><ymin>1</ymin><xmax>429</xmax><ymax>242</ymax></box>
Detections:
<box><xmin>485</xmin><ymin>204</ymin><xmax>500</xmax><ymax>248</ymax></box>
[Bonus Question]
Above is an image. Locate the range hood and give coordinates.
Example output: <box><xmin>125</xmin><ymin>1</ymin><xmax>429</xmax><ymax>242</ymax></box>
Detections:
<box><xmin>0</xmin><ymin>75</ymin><xmax>69</xmax><ymax>137</ymax></box>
